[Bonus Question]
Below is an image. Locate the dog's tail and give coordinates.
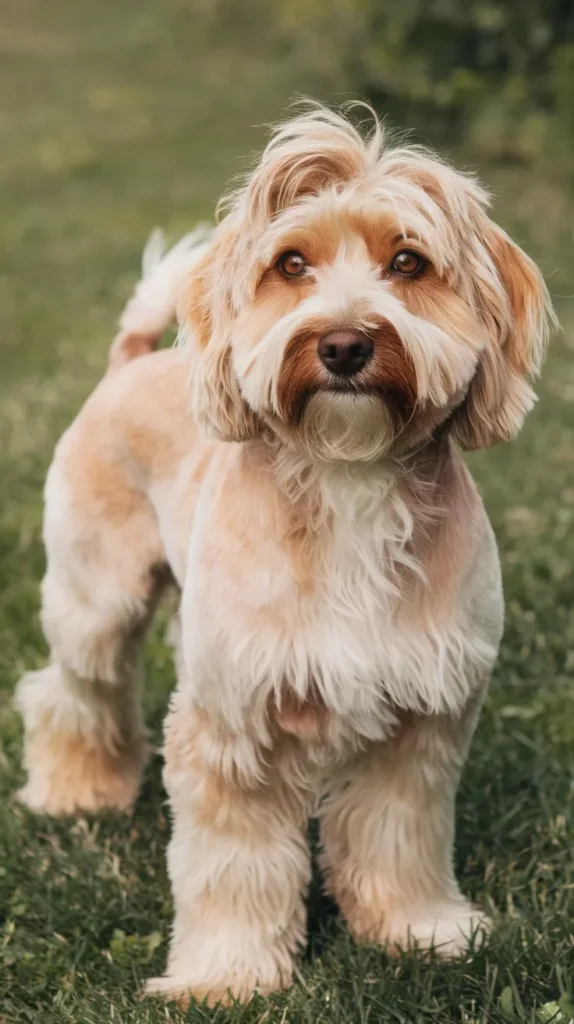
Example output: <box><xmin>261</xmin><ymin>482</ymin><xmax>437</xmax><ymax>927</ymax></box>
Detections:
<box><xmin>107</xmin><ymin>226</ymin><xmax>211</xmax><ymax>373</ymax></box>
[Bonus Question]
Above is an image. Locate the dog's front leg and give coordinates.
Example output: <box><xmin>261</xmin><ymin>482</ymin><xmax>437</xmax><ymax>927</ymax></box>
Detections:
<box><xmin>320</xmin><ymin>693</ymin><xmax>490</xmax><ymax>958</ymax></box>
<box><xmin>146</xmin><ymin>689</ymin><xmax>313</xmax><ymax>1006</ymax></box>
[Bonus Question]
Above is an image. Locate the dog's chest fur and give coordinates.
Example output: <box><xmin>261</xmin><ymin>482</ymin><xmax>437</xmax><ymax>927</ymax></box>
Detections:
<box><xmin>182</xmin><ymin>446</ymin><xmax>499</xmax><ymax>741</ymax></box>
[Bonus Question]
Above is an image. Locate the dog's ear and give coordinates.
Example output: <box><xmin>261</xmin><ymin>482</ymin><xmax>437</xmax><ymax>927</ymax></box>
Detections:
<box><xmin>383</xmin><ymin>153</ymin><xmax>555</xmax><ymax>450</ymax></box>
<box><xmin>451</xmin><ymin>220</ymin><xmax>555</xmax><ymax>450</ymax></box>
<box><xmin>183</xmin><ymin>222</ymin><xmax>260</xmax><ymax>442</ymax></box>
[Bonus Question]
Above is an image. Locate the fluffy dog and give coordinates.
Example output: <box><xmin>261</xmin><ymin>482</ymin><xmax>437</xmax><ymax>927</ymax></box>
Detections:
<box><xmin>16</xmin><ymin>105</ymin><xmax>555</xmax><ymax>1003</ymax></box>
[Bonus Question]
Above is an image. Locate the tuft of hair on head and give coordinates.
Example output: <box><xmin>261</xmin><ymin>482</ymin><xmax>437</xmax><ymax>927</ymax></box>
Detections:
<box><xmin>222</xmin><ymin>100</ymin><xmax>387</xmax><ymax>226</ymax></box>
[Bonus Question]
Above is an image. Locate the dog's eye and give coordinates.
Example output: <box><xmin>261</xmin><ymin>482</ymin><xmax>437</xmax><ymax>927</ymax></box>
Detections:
<box><xmin>277</xmin><ymin>251</ymin><xmax>308</xmax><ymax>278</ymax></box>
<box><xmin>390</xmin><ymin>250</ymin><xmax>426</xmax><ymax>277</ymax></box>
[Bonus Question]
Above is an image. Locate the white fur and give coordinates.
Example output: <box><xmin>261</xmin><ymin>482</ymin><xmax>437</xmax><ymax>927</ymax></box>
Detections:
<box><xmin>181</xmin><ymin>453</ymin><xmax>502</xmax><ymax>745</ymax></box>
<box><xmin>298</xmin><ymin>392</ymin><xmax>395</xmax><ymax>462</ymax></box>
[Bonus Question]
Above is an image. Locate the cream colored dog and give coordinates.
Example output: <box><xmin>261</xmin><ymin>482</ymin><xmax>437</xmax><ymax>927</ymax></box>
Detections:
<box><xmin>16</xmin><ymin>105</ymin><xmax>555</xmax><ymax>1004</ymax></box>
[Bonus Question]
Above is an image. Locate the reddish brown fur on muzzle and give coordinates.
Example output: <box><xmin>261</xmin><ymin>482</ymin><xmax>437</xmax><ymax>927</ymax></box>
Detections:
<box><xmin>276</xmin><ymin>322</ymin><xmax>418</xmax><ymax>427</ymax></box>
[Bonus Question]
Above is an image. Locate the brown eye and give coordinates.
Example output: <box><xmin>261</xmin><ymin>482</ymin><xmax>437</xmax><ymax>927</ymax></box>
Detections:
<box><xmin>390</xmin><ymin>250</ymin><xmax>426</xmax><ymax>277</ymax></box>
<box><xmin>277</xmin><ymin>251</ymin><xmax>308</xmax><ymax>278</ymax></box>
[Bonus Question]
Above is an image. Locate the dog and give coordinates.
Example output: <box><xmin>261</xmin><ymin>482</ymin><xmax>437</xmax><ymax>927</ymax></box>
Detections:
<box><xmin>16</xmin><ymin>104</ymin><xmax>555</xmax><ymax>1004</ymax></box>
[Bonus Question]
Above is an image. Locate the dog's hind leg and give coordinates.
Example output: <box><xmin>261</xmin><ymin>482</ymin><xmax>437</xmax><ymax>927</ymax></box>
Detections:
<box><xmin>16</xmin><ymin>432</ymin><xmax>168</xmax><ymax>815</ymax></box>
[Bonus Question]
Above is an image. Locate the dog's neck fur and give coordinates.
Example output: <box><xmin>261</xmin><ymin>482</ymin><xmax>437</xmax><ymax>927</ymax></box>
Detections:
<box><xmin>270</xmin><ymin>430</ymin><xmax>451</xmax><ymax>547</ymax></box>
<box><xmin>246</xmin><ymin>431</ymin><xmax>472</xmax><ymax>623</ymax></box>
<box><xmin>210</xmin><ymin>429</ymin><xmax>489</xmax><ymax>737</ymax></box>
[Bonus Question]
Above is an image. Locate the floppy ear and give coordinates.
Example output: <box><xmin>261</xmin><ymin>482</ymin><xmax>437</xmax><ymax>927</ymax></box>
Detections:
<box><xmin>183</xmin><ymin>222</ymin><xmax>260</xmax><ymax>442</ymax></box>
<box><xmin>451</xmin><ymin>222</ymin><xmax>556</xmax><ymax>450</ymax></box>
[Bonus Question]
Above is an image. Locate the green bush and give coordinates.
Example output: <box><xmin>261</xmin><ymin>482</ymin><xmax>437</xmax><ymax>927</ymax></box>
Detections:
<box><xmin>209</xmin><ymin>0</ymin><xmax>574</xmax><ymax>159</ymax></box>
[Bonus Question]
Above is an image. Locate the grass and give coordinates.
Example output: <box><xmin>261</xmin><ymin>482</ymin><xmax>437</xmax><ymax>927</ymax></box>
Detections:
<box><xmin>0</xmin><ymin>1</ymin><xmax>573</xmax><ymax>1021</ymax></box>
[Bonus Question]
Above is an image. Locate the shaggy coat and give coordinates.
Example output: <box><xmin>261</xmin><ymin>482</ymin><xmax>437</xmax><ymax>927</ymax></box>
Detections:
<box><xmin>16</xmin><ymin>105</ymin><xmax>555</xmax><ymax>1004</ymax></box>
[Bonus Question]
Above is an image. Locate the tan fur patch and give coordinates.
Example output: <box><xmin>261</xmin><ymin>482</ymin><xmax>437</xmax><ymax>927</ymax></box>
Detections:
<box><xmin>57</xmin><ymin>349</ymin><xmax>215</xmax><ymax>588</ymax></box>
<box><xmin>398</xmin><ymin>439</ymin><xmax>484</xmax><ymax>627</ymax></box>
<box><xmin>107</xmin><ymin>330</ymin><xmax>160</xmax><ymax>373</ymax></box>
<box><xmin>198</xmin><ymin>441</ymin><xmax>320</xmax><ymax>608</ymax></box>
<box><xmin>272</xmin><ymin>687</ymin><xmax>330</xmax><ymax>740</ymax></box>
<box><xmin>20</xmin><ymin>729</ymin><xmax>145</xmax><ymax>815</ymax></box>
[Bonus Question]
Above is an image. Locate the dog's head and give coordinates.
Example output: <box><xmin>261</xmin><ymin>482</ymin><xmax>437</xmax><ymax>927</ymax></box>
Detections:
<box><xmin>183</xmin><ymin>104</ymin><xmax>555</xmax><ymax>461</ymax></box>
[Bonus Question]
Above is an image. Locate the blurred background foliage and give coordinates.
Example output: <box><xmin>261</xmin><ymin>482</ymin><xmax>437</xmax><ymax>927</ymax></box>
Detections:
<box><xmin>199</xmin><ymin>0</ymin><xmax>574</xmax><ymax>163</ymax></box>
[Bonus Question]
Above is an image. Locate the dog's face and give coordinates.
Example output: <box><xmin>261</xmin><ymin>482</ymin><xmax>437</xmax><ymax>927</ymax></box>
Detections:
<box><xmin>185</xmin><ymin>106</ymin><xmax>554</xmax><ymax>460</ymax></box>
<box><xmin>228</xmin><ymin>191</ymin><xmax>486</xmax><ymax>461</ymax></box>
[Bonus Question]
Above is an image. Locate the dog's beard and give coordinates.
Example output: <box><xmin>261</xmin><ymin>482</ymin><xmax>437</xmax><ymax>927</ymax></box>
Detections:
<box><xmin>297</xmin><ymin>392</ymin><xmax>395</xmax><ymax>462</ymax></box>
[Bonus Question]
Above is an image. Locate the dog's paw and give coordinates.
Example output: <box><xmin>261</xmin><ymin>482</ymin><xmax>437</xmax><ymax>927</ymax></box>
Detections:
<box><xmin>144</xmin><ymin>946</ymin><xmax>293</xmax><ymax>1006</ymax></box>
<box><xmin>18</xmin><ymin>769</ymin><xmax>140</xmax><ymax>817</ymax></box>
<box><xmin>18</xmin><ymin>738</ymin><xmax>143</xmax><ymax>816</ymax></box>
<box><xmin>143</xmin><ymin>973</ymin><xmax>283</xmax><ymax>1007</ymax></box>
<box><xmin>143</xmin><ymin>975</ymin><xmax>234</xmax><ymax>1008</ymax></box>
<box><xmin>384</xmin><ymin>900</ymin><xmax>491</xmax><ymax>959</ymax></box>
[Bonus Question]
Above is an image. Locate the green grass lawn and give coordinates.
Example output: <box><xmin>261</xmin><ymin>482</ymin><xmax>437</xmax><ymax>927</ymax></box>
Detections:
<box><xmin>0</xmin><ymin>2</ymin><xmax>573</xmax><ymax>1021</ymax></box>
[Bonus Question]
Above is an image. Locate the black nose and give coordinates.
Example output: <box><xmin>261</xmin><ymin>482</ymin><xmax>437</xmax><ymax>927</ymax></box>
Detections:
<box><xmin>317</xmin><ymin>330</ymin><xmax>374</xmax><ymax>378</ymax></box>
